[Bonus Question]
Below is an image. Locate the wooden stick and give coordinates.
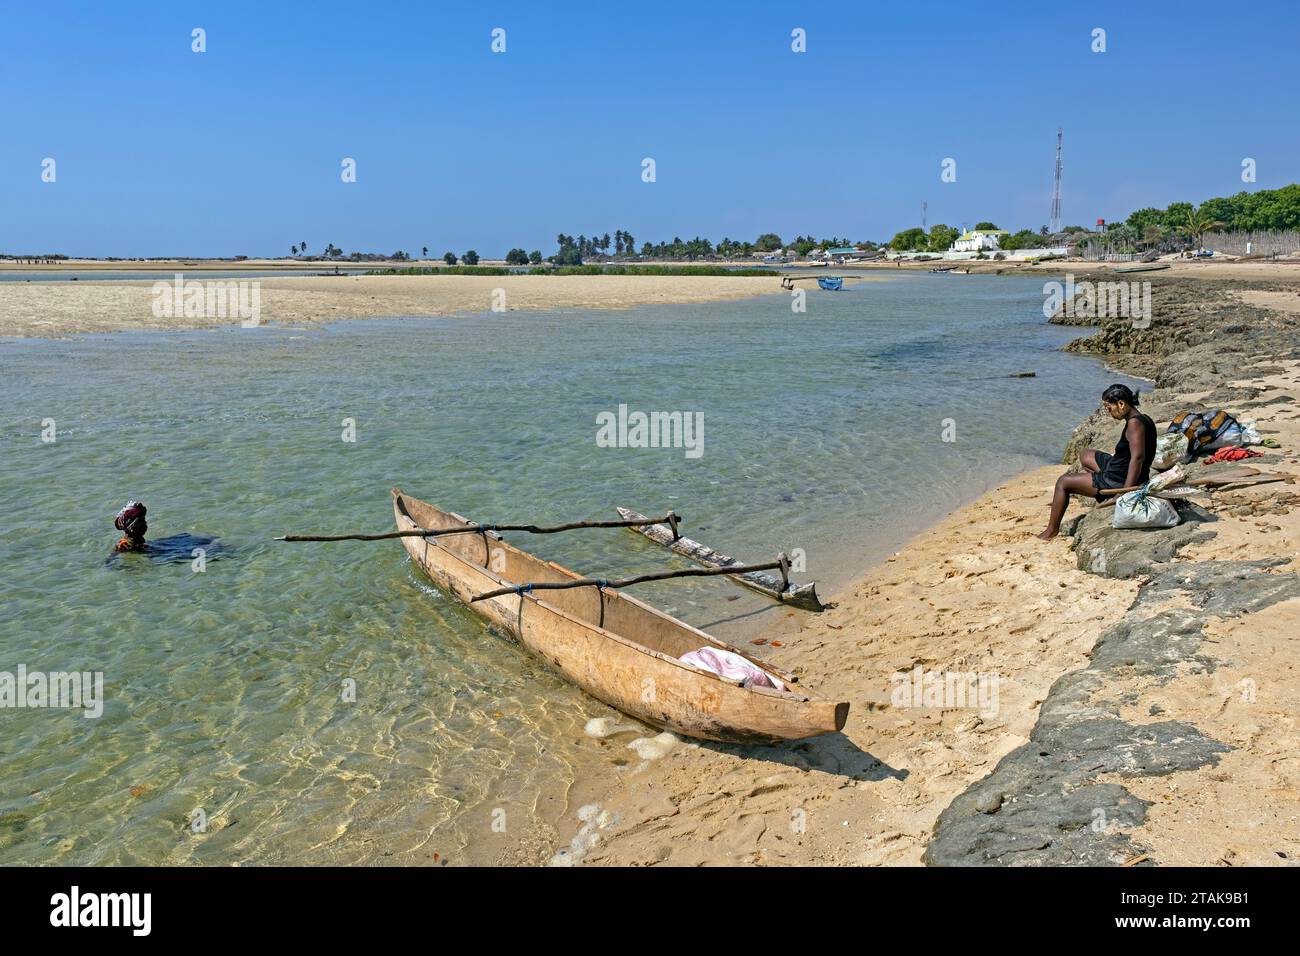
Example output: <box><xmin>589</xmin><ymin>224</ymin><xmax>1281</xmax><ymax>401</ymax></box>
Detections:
<box><xmin>276</xmin><ymin>514</ymin><xmax>682</xmax><ymax>543</ymax></box>
<box><xmin>1097</xmin><ymin>473</ymin><xmax>1291</xmax><ymax>508</ymax></box>
<box><xmin>1097</xmin><ymin>468</ymin><xmax>1261</xmax><ymax>496</ymax></box>
<box><xmin>470</xmin><ymin>559</ymin><xmax>786</xmax><ymax>603</ymax></box>
<box><xmin>616</xmin><ymin>506</ymin><xmax>825</xmax><ymax>611</ymax></box>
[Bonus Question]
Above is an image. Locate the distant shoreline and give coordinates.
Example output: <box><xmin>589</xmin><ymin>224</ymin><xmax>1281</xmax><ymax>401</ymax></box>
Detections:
<box><xmin>0</xmin><ymin>272</ymin><xmax>875</xmax><ymax>339</ymax></box>
<box><xmin>6</xmin><ymin>259</ymin><xmax>1299</xmax><ymax>340</ymax></box>
<box><xmin>5</xmin><ymin>255</ymin><xmax>1299</xmax><ymax>279</ymax></box>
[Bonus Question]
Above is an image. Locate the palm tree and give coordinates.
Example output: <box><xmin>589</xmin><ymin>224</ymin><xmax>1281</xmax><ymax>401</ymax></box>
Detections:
<box><xmin>1183</xmin><ymin>207</ymin><xmax>1225</xmax><ymax>250</ymax></box>
<box><xmin>422</xmin><ymin>246</ymin><xmax>428</xmax><ymax>259</ymax></box>
<box><xmin>291</xmin><ymin>244</ymin><xmax>298</xmax><ymax>256</ymax></box>
<box><xmin>301</xmin><ymin>241</ymin><xmax>307</xmax><ymax>256</ymax></box>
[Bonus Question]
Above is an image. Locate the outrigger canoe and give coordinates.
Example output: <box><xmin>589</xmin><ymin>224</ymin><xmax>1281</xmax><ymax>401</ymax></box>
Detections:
<box><xmin>616</xmin><ymin>507</ymin><xmax>825</xmax><ymax>611</ymax></box>
<box><xmin>392</xmin><ymin>490</ymin><xmax>848</xmax><ymax>744</ymax></box>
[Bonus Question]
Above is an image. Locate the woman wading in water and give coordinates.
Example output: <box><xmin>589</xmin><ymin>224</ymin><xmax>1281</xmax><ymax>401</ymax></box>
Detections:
<box><xmin>1038</xmin><ymin>384</ymin><xmax>1156</xmax><ymax>540</ymax></box>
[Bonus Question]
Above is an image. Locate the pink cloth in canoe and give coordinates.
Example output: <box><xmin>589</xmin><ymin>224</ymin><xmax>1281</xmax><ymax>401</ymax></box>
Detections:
<box><xmin>679</xmin><ymin>647</ymin><xmax>785</xmax><ymax>691</ymax></box>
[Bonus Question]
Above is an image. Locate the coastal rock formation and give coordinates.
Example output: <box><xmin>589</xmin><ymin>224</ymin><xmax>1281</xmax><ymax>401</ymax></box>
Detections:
<box><xmin>925</xmin><ymin>560</ymin><xmax>1299</xmax><ymax>867</ymax></box>
<box><xmin>1067</xmin><ymin>502</ymin><xmax>1215</xmax><ymax>579</ymax></box>
<box><xmin>1057</xmin><ymin>276</ymin><xmax>1299</xmax><ymax>465</ymax></box>
<box><xmin>928</xmin><ymin>271</ymin><xmax>1300</xmax><ymax>867</ymax></box>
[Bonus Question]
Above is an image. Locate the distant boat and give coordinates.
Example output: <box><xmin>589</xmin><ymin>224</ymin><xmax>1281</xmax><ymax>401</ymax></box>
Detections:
<box><xmin>1115</xmin><ymin>263</ymin><xmax>1170</xmax><ymax>274</ymax></box>
<box><xmin>806</xmin><ymin>260</ymin><xmax>829</xmax><ymax>268</ymax></box>
<box><xmin>817</xmin><ymin>276</ymin><xmax>844</xmax><ymax>291</ymax></box>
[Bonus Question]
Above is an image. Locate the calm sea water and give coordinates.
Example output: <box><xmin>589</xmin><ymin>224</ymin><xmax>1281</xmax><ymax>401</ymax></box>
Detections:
<box><xmin>0</xmin><ymin>275</ymin><xmax>1141</xmax><ymax>864</ymax></box>
<box><xmin>0</xmin><ymin>269</ymin><xmax>370</xmax><ymax>283</ymax></box>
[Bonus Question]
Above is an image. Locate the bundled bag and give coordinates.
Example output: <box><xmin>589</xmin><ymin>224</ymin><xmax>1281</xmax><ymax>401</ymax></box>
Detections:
<box><xmin>1152</xmin><ymin>431</ymin><xmax>1189</xmax><ymax>470</ymax></box>
<box><xmin>1112</xmin><ymin>486</ymin><xmax>1181</xmax><ymax>530</ymax></box>
<box><xmin>1167</xmin><ymin>409</ymin><xmax>1240</xmax><ymax>456</ymax></box>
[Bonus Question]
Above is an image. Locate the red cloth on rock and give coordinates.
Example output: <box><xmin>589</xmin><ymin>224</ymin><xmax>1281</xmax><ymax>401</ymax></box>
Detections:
<box><xmin>1206</xmin><ymin>446</ymin><xmax>1262</xmax><ymax>463</ymax></box>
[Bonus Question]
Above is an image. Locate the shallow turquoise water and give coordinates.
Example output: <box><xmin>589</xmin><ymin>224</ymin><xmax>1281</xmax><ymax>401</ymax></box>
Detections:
<box><xmin>0</xmin><ymin>275</ymin><xmax>1141</xmax><ymax>864</ymax></box>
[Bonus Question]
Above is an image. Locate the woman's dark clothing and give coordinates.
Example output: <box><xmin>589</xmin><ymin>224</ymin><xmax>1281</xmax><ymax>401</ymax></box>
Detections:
<box><xmin>1092</xmin><ymin>413</ymin><xmax>1157</xmax><ymax>491</ymax></box>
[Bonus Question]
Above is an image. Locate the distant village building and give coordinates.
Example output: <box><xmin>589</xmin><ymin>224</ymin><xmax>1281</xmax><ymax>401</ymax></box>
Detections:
<box><xmin>951</xmin><ymin>229</ymin><xmax>1007</xmax><ymax>252</ymax></box>
<box><xmin>809</xmin><ymin>246</ymin><xmax>861</xmax><ymax>262</ymax></box>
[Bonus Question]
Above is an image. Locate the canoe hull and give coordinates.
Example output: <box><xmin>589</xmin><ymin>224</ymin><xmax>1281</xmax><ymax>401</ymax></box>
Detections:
<box><xmin>392</xmin><ymin>491</ymin><xmax>847</xmax><ymax>744</ymax></box>
<box><xmin>616</xmin><ymin>507</ymin><xmax>825</xmax><ymax>611</ymax></box>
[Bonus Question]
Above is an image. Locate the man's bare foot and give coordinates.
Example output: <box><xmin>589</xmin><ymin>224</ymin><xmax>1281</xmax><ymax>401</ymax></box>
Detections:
<box><xmin>1036</xmin><ymin>528</ymin><xmax>1058</xmax><ymax>541</ymax></box>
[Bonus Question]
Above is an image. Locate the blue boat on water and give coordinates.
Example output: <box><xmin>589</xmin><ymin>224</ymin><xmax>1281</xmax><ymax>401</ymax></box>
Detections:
<box><xmin>817</xmin><ymin>276</ymin><xmax>844</xmax><ymax>291</ymax></box>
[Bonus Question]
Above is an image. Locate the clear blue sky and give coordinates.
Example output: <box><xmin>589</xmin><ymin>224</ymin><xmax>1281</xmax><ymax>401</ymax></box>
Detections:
<box><xmin>2</xmin><ymin>0</ymin><xmax>1297</xmax><ymax>258</ymax></box>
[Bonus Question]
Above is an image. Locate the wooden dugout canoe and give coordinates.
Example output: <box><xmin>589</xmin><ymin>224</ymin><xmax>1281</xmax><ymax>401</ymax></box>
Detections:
<box><xmin>392</xmin><ymin>490</ymin><xmax>848</xmax><ymax>744</ymax></box>
<box><xmin>616</xmin><ymin>507</ymin><xmax>825</xmax><ymax>612</ymax></box>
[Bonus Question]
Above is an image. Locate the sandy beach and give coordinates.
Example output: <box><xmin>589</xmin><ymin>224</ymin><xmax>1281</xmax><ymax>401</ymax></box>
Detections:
<box><xmin>6</xmin><ymin>260</ymin><xmax>1298</xmax><ymax>868</ymax></box>
<box><xmin>0</xmin><ymin>273</ymin><xmax>816</xmax><ymax>338</ymax></box>
<box><xmin>548</xmin><ymin>270</ymin><xmax>1300</xmax><ymax>867</ymax></box>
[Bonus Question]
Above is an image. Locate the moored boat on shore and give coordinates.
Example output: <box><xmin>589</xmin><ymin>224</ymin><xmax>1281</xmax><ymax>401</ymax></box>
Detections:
<box><xmin>392</xmin><ymin>490</ymin><xmax>849</xmax><ymax>744</ymax></box>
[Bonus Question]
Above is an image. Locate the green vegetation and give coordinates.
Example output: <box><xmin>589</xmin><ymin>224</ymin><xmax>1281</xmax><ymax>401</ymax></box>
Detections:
<box><xmin>889</xmin><ymin>228</ymin><xmax>928</xmax><ymax>251</ymax></box>
<box><xmin>552</xmin><ymin>230</ymin><xmax>871</xmax><ymax>263</ymax></box>
<box><xmin>927</xmin><ymin>224</ymin><xmax>959</xmax><ymax>252</ymax></box>
<box><xmin>973</xmin><ymin>221</ymin><xmax>999</xmax><ymax>231</ymax></box>
<box><xmin>315</xmin><ymin>185</ymin><xmax>1300</xmax><ymax>268</ymax></box>
<box><xmin>546</xmin><ymin>264</ymin><xmax>775</xmax><ymax>276</ymax></box>
<box><xmin>1126</xmin><ymin>184</ymin><xmax>1300</xmax><ymax>237</ymax></box>
<box><xmin>365</xmin><ymin>266</ymin><xmax>512</xmax><ymax>276</ymax></box>
<box><xmin>998</xmin><ymin>229</ymin><xmax>1048</xmax><ymax>251</ymax></box>
<box><xmin>364</xmin><ymin>264</ymin><xmax>775</xmax><ymax>278</ymax></box>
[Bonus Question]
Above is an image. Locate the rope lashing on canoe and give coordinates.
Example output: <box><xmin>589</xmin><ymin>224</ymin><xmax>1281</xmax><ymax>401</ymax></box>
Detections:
<box><xmin>469</xmin><ymin>558</ymin><xmax>787</xmax><ymax>603</ymax></box>
<box><xmin>513</xmin><ymin>584</ymin><xmax>534</xmax><ymax>596</ymax></box>
<box><xmin>276</xmin><ymin>513</ymin><xmax>686</xmax><ymax>543</ymax></box>
<box><xmin>589</xmin><ymin>579</ymin><xmax>610</xmax><ymax>628</ymax></box>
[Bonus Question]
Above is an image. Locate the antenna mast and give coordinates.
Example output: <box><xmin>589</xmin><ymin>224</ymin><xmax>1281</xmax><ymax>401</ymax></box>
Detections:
<box><xmin>1050</xmin><ymin>128</ymin><xmax>1063</xmax><ymax>234</ymax></box>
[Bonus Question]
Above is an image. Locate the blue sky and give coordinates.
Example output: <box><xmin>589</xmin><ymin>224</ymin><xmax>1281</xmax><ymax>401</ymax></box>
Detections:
<box><xmin>2</xmin><ymin>1</ymin><xmax>1297</xmax><ymax>258</ymax></box>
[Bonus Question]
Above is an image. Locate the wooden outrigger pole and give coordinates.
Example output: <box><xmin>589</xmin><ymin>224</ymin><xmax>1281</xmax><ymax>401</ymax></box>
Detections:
<box><xmin>277</xmin><ymin>513</ymin><xmax>682</xmax><ymax>543</ymax></box>
<box><xmin>471</xmin><ymin>557</ymin><xmax>792</xmax><ymax>603</ymax></box>
<box><xmin>617</xmin><ymin>507</ymin><xmax>826</xmax><ymax>612</ymax></box>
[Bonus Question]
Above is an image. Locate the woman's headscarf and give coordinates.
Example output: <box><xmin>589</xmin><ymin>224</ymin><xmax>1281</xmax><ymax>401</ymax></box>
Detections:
<box><xmin>114</xmin><ymin>500</ymin><xmax>148</xmax><ymax>539</ymax></box>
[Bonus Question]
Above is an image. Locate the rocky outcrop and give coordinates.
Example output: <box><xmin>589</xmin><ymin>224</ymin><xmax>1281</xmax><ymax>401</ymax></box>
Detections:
<box><xmin>925</xmin><ymin>561</ymin><xmax>1300</xmax><ymax>867</ymax></box>
<box><xmin>926</xmin><ymin>271</ymin><xmax>1300</xmax><ymax>867</ymax></box>
<box><xmin>1067</xmin><ymin>502</ymin><xmax>1215</xmax><ymax>579</ymax></box>
<box><xmin>1054</xmin><ymin>276</ymin><xmax>1300</xmax><ymax>465</ymax></box>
